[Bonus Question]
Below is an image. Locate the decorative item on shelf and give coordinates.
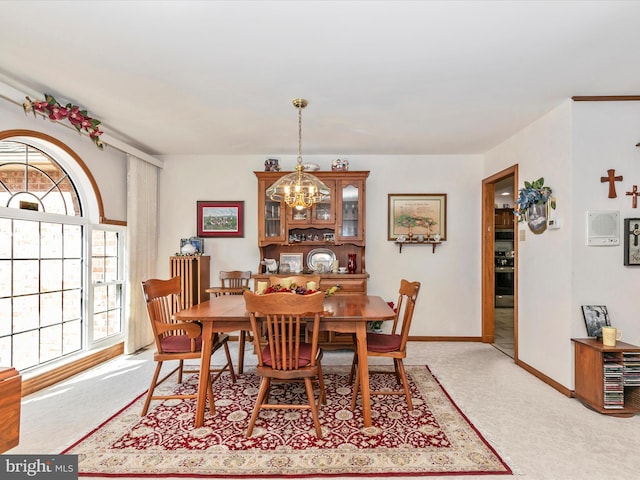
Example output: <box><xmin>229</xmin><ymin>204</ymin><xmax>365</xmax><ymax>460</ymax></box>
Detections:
<box><xmin>600</xmin><ymin>169</ymin><xmax>623</xmax><ymax>198</ymax></box>
<box><xmin>178</xmin><ymin>237</ymin><xmax>204</xmax><ymax>255</ymax></box>
<box><xmin>302</xmin><ymin>162</ymin><xmax>320</xmax><ymax>171</ymax></box>
<box><xmin>626</xmin><ymin>185</ymin><xmax>639</xmax><ymax>208</ymax></box>
<box><xmin>332</xmin><ymin>158</ymin><xmax>349</xmax><ymax>171</ymax></box>
<box><xmin>581</xmin><ymin>305</ymin><xmax>610</xmax><ymax>338</ymax></box>
<box><xmin>407</xmin><ymin>224</ymin><xmax>414</xmax><ymax>241</ymax></box>
<box><xmin>180</xmin><ymin>242</ymin><xmax>196</xmax><ymax>255</ymax></box>
<box><xmin>347</xmin><ymin>253</ymin><xmax>357</xmax><ymax>273</ymax></box>
<box><xmin>23</xmin><ymin>93</ymin><xmax>104</xmax><ymax>149</ymax></box>
<box><xmin>264</xmin><ymin>158</ymin><xmax>280</xmax><ymax>171</ymax></box>
<box><xmin>331</xmin><ymin>260</ymin><xmax>339</xmax><ymax>273</ymax></box>
<box><xmin>514</xmin><ymin>178</ymin><xmax>556</xmax><ymax>235</ymax></box>
<box><xmin>601</xmin><ymin>326</ymin><xmax>623</xmax><ymax>347</ymax></box>
<box><xmin>265</xmin><ymin>98</ymin><xmax>330</xmax><ymax>211</ymax></box>
<box><xmin>263</xmin><ymin>258</ymin><xmax>278</xmax><ymax>274</ymax></box>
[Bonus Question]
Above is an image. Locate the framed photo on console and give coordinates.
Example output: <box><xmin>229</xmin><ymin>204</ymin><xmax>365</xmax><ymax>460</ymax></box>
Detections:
<box><xmin>280</xmin><ymin>253</ymin><xmax>303</xmax><ymax>273</ymax></box>
<box><xmin>581</xmin><ymin>305</ymin><xmax>610</xmax><ymax>338</ymax></box>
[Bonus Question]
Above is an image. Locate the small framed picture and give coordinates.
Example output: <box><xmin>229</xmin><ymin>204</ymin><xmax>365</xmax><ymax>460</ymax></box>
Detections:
<box><xmin>280</xmin><ymin>253</ymin><xmax>303</xmax><ymax>273</ymax></box>
<box><xmin>624</xmin><ymin>218</ymin><xmax>640</xmax><ymax>266</ymax></box>
<box><xmin>197</xmin><ymin>201</ymin><xmax>244</xmax><ymax>238</ymax></box>
<box><xmin>581</xmin><ymin>305</ymin><xmax>610</xmax><ymax>338</ymax></box>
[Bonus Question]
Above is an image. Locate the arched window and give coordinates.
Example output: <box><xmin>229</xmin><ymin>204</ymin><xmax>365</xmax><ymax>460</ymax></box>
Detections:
<box><xmin>0</xmin><ymin>134</ymin><xmax>124</xmax><ymax>373</ymax></box>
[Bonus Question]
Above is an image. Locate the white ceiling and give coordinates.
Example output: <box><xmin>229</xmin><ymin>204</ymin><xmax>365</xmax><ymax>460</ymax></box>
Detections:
<box><xmin>1</xmin><ymin>1</ymin><xmax>640</xmax><ymax>157</ymax></box>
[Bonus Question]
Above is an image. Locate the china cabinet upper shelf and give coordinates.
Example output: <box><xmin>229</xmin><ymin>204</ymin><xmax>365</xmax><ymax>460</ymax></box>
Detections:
<box><xmin>255</xmin><ymin>170</ymin><xmax>369</xmax><ymax>248</ymax></box>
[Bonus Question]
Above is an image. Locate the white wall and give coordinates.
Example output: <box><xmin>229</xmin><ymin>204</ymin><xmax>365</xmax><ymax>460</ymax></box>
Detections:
<box><xmin>485</xmin><ymin>99</ymin><xmax>640</xmax><ymax>390</ymax></box>
<box><xmin>157</xmin><ymin>154</ymin><xmax>484</xmax><ymax>337</ymax></box>
<box><xmin>485</xmin><ymin>100</ymin><xmax>574</xmax><ymax>387</ymax></box>
<box><xmin>571</xmin><ymin>101</ymin><xmax>640</xmax><ymax>349</ymax></box>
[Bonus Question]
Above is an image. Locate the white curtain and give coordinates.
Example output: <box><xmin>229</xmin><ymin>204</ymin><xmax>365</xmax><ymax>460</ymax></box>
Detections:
<box><xmin>125</xmin><ymin>154</ymin><xmax>159</xmax><ymax>354</ymax></box>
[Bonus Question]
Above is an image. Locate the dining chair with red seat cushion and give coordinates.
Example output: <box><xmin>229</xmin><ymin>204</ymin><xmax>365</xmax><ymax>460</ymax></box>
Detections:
<box><xmin>350</xmin><ymin>279</ymin><xmax>421</xmax><ymax>411</ymax></box>
<box><xmin>243</xmin><ymin>290</ymin><xmax>326</xmax><ymax>438</ymax></box>
<box><xmin>141</xmin><ymin>276</ymin><xmax>235</xmax><ymax>417</ymax></box>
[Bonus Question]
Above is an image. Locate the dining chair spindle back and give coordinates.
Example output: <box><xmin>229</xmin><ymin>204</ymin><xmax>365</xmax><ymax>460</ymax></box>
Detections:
<box><xmin>141</xmin><ymin>277</ymin><xmax>235</xmax><ymax>417</ymax></box>
<box><xmin>350</xmin><ymin>279</ymin><xmax>421</xmax><ymax>411</ymax></box>
<box><xmin>207</xmin><ymin>270</ymin><xmax>252</xmax><ymax>373</ymax></box>
<box><xmin>243</xmin><ymin>290</ymin><xmax>327</xmax><ymax>438</ymax></box>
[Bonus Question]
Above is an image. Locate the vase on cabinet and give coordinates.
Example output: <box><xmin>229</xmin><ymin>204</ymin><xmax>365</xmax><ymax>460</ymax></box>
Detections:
<box><xmin>347</xmin><ymin>254</ymin><xmax>357</xmax><ymax>273</ymax></box>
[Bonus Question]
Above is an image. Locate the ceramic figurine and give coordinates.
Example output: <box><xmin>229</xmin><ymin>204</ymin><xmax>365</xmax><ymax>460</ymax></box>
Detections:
<box><xmin>332</xmin><ymin>158</ymin><xmax>349</xmax><ymax>171</ymax></box>
<box><xmin>264</xmin><ymin>158</ymin><xmax>280</xmax><ymax>172</ymax></box>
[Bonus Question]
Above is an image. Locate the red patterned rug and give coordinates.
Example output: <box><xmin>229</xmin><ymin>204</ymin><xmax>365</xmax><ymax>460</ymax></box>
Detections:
<box><xmin>62</xmin><ymin>365</ymin><xmax>511</xmax><ymax>477</ymax></box>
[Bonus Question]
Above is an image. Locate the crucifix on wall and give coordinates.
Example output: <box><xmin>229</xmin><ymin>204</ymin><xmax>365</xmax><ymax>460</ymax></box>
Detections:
<box><xmin>626</xmin><ymin>185</ymin><xmax>640</xmax><ymax>208</ymax></box>
<box><xmin>600</xmin><ymin>169</ymin><xmax>623</xmax><ymax>198</ymax></box>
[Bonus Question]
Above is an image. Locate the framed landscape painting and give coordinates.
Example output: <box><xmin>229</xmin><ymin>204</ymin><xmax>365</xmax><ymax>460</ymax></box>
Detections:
<box><xmin>197</xmin><ymin>201</ymin><xmax>244</xmax><ymax>238</ymax></box>
<box><xmin>388</xmin><ymin>193</ymin><xmax>447</xmax><ymax>241</ymax></box>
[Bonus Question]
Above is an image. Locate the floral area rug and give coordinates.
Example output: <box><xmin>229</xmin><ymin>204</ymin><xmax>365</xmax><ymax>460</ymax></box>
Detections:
<box><xmin>62</xmin><ymin>365</ymin><xmax>511</xmax><ymax>477</ymax></box>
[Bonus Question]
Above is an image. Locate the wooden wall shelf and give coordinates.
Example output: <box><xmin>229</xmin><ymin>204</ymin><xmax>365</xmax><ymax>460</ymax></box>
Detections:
<box><xmin>395</xmin><ymin>241</ymin><xmax>441</xmax><ymax>253</ymax></box>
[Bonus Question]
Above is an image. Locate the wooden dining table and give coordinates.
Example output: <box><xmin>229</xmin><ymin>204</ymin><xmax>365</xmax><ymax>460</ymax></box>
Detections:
<box><xmin>174</xmin><ymin>294</ymin><xmax>396</xmax><ymax>428</ymax></box>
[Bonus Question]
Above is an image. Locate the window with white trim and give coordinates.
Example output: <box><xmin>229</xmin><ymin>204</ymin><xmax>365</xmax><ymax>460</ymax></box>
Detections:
<box><xmin>0</xmin><ymin>138</ymin><xmax>124</xmax><ymax>372</ymax></box>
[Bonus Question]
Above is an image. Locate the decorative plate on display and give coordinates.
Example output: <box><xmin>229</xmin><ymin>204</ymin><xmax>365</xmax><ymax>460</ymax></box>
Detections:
<box><xmin>307</xmin><ymin>248</ymin><xmax>336</xmax><ymax>272</ymax></box>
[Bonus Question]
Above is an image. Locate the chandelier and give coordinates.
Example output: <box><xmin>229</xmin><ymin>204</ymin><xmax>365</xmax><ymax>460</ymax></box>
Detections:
<box><xmin>266</xmin><ymin>98</ymin><xmax>330</xmax><ymax>210</ymax></box>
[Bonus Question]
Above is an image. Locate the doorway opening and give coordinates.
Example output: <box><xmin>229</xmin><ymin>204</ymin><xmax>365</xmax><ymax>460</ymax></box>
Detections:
<box><xmin>482</xmin><ymin>166</ymin><xmax>518</xmax><ymax>360</ymax></box>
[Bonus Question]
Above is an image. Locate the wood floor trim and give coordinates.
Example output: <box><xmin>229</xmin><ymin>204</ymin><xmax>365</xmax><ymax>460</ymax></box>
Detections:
<box><xmin>21</xmin><ymin>343</ymin><xmax>124</xmax><ymax>397</ymax></box>
<box><xmin>515</xmin><ymin>358</ymin><xmax>572</xmax><ymax>398</ymax></box>
<box><xmin>572</xmin><ymin>95</ymin><xmax>640</xmax><ymax>101</ymax></box>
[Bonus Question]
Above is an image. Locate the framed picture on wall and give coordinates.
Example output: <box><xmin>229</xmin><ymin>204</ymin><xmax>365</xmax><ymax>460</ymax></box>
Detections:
<box><xmin>624</xmin><ymin>218</ymin><xmax>640</xmax><ymax>266</ymax></box>
<box><xmin>197</xmin><ymin>201</ymin><xmax>244</xmax><ymax>238</ymax></box>
<box><xmin>388</xmin><ymin>193</ymin><xmax>447</xmax><ymax>241</ymax></box>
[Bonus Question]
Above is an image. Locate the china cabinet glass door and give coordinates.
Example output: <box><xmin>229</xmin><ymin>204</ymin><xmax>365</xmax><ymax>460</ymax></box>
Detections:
<box><xmin>261</xmin><ymin>180</ymin><xmax>286</xmax><ymax>243</ymax></box>
<box><xmin>337</xmin><ymin>181</ymin><xmax>363</xmax><ymax>242</ymax></box>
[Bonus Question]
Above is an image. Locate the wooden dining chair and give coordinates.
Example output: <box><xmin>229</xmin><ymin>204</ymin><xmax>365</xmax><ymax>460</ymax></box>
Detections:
<box><xmin>207</xmin><ymin>270</ymin><xmax>252</xmax><ymax>373</ymax></box>
<box><xmin>141</xmin><ymin>276</ymin><xmax>236</xmax><ymax>417</ymax></box>
<box><xmin>243</xmin><ymin>290</ymin><xmax>327</xmax><ymax>438</ymax></box>
<box><xmin>350</xmin><ymin>279</ymin><xmax>421</xmax><ymax>411</ymax></box>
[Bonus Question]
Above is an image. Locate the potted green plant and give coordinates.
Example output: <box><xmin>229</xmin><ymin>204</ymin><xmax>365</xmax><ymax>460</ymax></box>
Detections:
<box><xmin>514</xmin><ymin>178</ymin><xmax>556</xmax><ymax>234</ymax></box>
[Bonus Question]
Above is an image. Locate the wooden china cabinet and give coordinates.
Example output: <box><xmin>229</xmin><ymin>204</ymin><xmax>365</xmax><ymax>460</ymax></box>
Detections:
<box><xmin>253</xmin><ymin>170</ymin><xmax>370</xmax><ymax>349</ymax></box>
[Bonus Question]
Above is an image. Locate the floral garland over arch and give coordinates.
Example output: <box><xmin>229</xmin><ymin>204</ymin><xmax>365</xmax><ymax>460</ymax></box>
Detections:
<box><xmin>23</xmin><ymin>94</ymin><xmax>104</xmax><ymax>149</ymax></box>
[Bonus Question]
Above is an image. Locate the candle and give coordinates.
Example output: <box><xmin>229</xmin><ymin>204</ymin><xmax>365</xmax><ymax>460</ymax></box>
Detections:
<box><xmin>307</xmin><ymin>281</ymin><xmax>317</xmax><ymax>291</ymax></box>
<box><xmin>257</xmin><ymin>281</ymin><xmax>268</xmax><ymax>294</ymax></box>
<box><xmin>281</xmin><ymin>278</ymin><xmax>293</xmax><ymax>289</ymax></box>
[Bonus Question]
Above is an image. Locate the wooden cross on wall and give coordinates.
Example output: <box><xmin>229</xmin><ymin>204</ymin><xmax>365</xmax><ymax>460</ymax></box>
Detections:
<box><xmin>600</xmin><ymin>169</ymin><xmax>623</xmax><ymax>198</ymax></box>
<box><xmin>627</xmin><ymin>185</ymin><xmax>640</xmax><ymax>208</ymax></box>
